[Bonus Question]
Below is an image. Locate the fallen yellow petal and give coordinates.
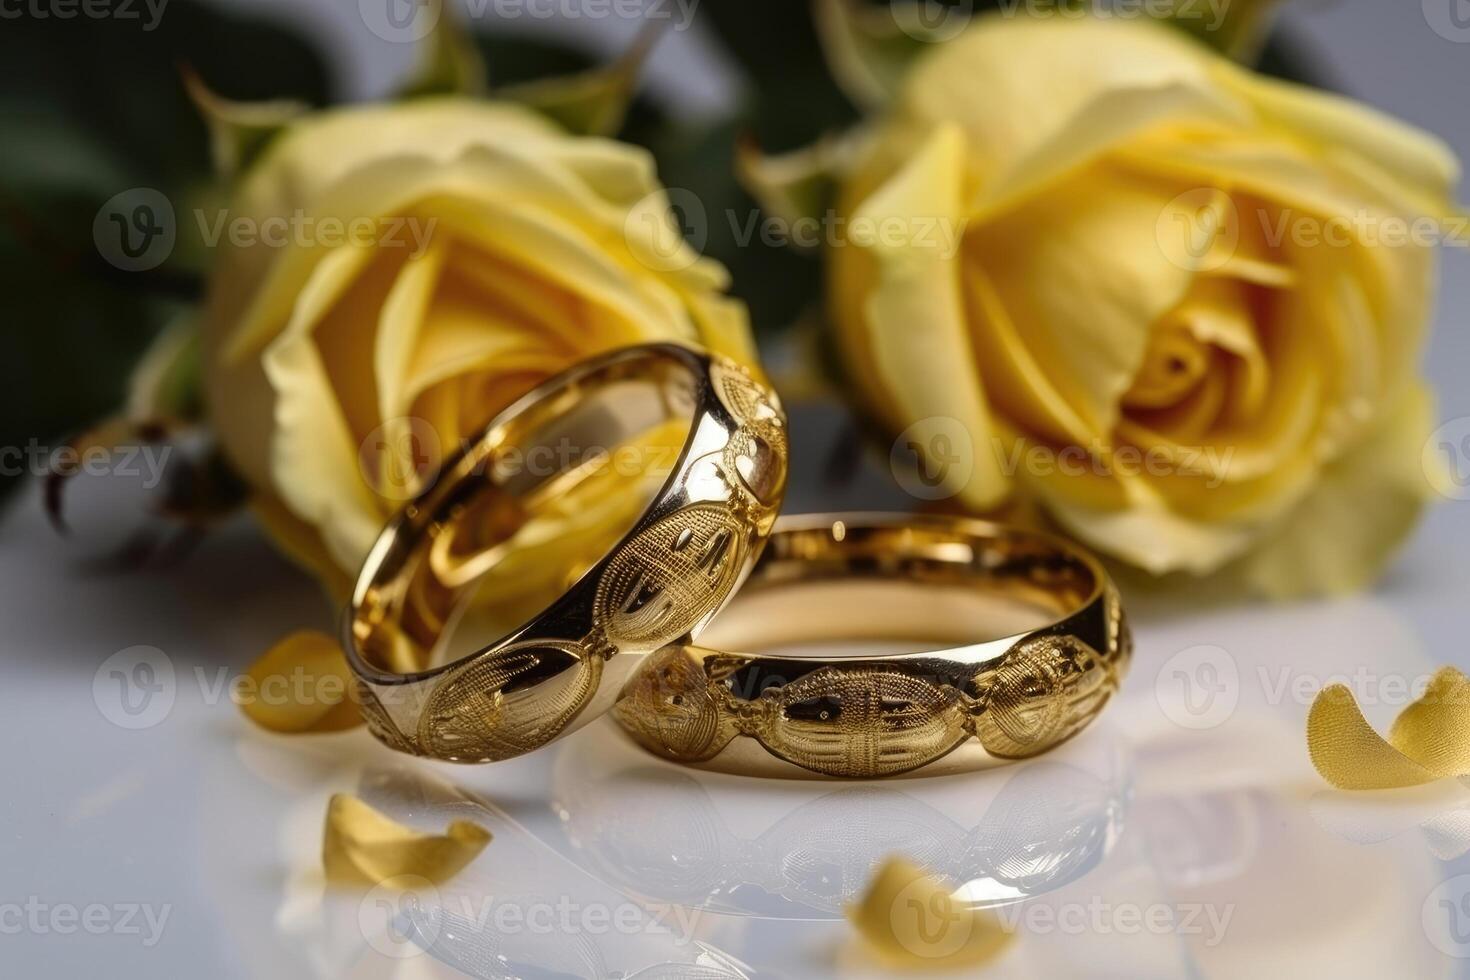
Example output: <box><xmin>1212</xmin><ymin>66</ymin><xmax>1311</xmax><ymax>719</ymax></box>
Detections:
<box><xmin>845</xmin><ymin>857</ymin><xmax>1014</xmax><ymax>971</ymax></box>
<box><xmin>1388</xmin><ymin>667</ymin><xmax>1470</xmax><ymax>777</ymax></box>
<box><xmin>322</xmin><ymin>793</ymin><xmax>491</xmax><ymax>887</ymax></box>
<box><xmin>1307</xmin><ymin>683</ymin><xmax>1438</xmax><ymax>790</ymax></box>
<box><xmin>238</xmin><ymin>630</ymin><xmax>361</xmax><ymax>733</ymax></box>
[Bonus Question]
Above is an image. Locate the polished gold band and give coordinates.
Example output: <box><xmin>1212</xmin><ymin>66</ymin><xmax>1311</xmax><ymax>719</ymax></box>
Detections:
<box><xmin>344</xmin><ymin>343</ymin><xmax>788</xmax><ymax>763</ymax></box>
<box><xmin>613</xmin><ymin>514</ymin><xmax>1131</xmax><ymax>778</ymax></box>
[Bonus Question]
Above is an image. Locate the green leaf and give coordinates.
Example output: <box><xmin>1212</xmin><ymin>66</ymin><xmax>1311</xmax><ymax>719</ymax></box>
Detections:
<box><xmin>0</xmin><ymin>1</ymin><xmax>331</xmax><ymax>500</ymax></box>
<box><xmin>181</xmin><ymin>68</ymin><xmax>311</xmax><ymax>181</ymax></box>
<box><xmin>812</xmin><ymin>0</ymin><xmax>935</xmax><ymax>110</ymax></box>
<box><xmin>648</xmin><ymin>120</ymin><xmax>823</xmax><ymax>334</ymax></box>
<box><xmin>1155</xmin><ymin>0</ymin><xmax>1285</xmax><ymax>63</ymax></box>
<box><xmin>397</xmin><ymin>0</ymin><xmax>489</xmax><ymax>99</ymax></box>
<box><xmin>496</xmin><ymin>26</ymin><xmax>661</xmax><ymax>137</ymax></box>
<box><xmin>697</xmin><ymin>0</ymin><xmax>859</xmax><ymax>151</ymax></box>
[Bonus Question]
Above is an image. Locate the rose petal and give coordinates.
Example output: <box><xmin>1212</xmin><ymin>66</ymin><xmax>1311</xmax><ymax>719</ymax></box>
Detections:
<box><xmin>848</xmin><ymin>123</ymin><xmax>1010</xmax><ymax>509</ymax></box>
<box><xmin>845</xmin><ymin>856</ymin><xmax>1015</xmax><ymax>970</ymax></box>
<box><xmin>1220</xmin><ymin>67</ymin><xmax>1459</xmax><ymax>220</ymax></box>
<box><xmin>1306</xmin><ymin>685</ymin><xmax>1438</xmax><ymax>791</ymax></box>
<box><xmin>1227</xmin><ymin>385</ymin><xmax>1436</xmax><ymax>597</ymax></box>
<box><xmin>1307</xmin><ymin>667</ymin><xmax>1470</xmax><ymax>791</ymax></box>
<box><xmin>897</xmin><ymin>17</ymin><xmax>1247</xmax><ymax>219</ymax></box>
<box><xmin>239</xmin><ymin>630</ymin><xmax>361</xmax><ymax>734</ymax></box>
<box><xmin>969</xmin><ymin>165</ymin><xmax>1197</xmax><ymax>437</ymax></box>
<box><xmin>1389</xmin><ymin>667</ymin><xmax>1470</xmax><ymax>777</ymax></box>
<box><xmin>322</xmin><ymin>793</ymin><xmax>491</xmax><ymax>887</ymax></box>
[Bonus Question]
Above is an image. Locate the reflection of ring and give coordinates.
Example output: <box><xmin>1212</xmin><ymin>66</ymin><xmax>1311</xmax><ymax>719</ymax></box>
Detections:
<box><xmin>551</xmin><ymin>722</ymin><xmax>1129</xmax><ymax>917</ymax></box>
<box><xmin>613</xmin><ymin>514</ymin><xmax>1130</xmax><ymax>778</ymax></box>
<box><xmin>344</xmin><ymin>344</ymin><xmax>788</xmax><ymax>763</ymax></box>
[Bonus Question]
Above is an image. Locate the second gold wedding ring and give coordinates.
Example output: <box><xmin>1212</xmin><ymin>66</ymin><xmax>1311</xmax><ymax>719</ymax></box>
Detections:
<box><xmin>345</xmin><ymin>343</ymin><xmax>788</xmax><ymax>763</ymax></box>
<box><xmin>614</xmin><ymin>514</ymin><xmax>1131</xmax><ymax>778</ymax></box>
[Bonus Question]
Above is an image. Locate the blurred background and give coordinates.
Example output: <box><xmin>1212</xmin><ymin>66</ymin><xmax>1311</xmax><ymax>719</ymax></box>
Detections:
<box><xmin>4</xmin><ymin>0</ymin><xmax>1467</xmax><ymax>520</ymax></box>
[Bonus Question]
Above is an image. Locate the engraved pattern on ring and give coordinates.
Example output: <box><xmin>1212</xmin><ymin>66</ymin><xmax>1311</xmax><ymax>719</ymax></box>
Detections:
<box><xmin>593</xmin><ymin>503</ymin><xmax>748</xmax><ymax>648</ymax></box>
<box><xmin>418</xmin><ymin>639</ymin><xmax>598</xmax><ymax>762</ymax></box>
<box><xmin>617</xmin><ymin>599</ymin><xmax>1129</xmax><ymax>777</ymax></box>
<box><xmin>970</xmin><ymin>634</ymin><xmax>1110</xmax><ymax>759</ymax></box>
<box><xmin>743</xmin><ymin>666</ymin><xmax>971</xmax><ymax>778</ymax></box>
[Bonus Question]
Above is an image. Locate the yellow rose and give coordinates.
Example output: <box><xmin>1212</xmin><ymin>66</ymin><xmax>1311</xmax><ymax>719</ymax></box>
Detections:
<box><xmin>828</xmin><ymin>16</ymin><xmax>1457</xmax><ymax>595</ymax></box>
<box><xmin>202</xmin><ymin>97</ymin><xmax>756</xmax><ymax>596</ymax></box>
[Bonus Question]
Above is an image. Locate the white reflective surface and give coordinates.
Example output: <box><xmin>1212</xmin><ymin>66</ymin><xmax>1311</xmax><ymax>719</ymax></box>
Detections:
<box><xmin>4</xmin><ymin>420</ymin><xmax>1470</xmax><ymax>978</ymax></box>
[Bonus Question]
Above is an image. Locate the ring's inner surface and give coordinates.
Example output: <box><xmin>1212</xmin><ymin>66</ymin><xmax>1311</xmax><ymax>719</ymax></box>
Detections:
<box><xmin>697</xmin><ymin>522</ymin><xmax>1097</xmax><ymax>659</ymax></box>
<box><xmin>352</xmin><ymin>350</ymin><xmax>699</xmax><ymax>677</ymax></box>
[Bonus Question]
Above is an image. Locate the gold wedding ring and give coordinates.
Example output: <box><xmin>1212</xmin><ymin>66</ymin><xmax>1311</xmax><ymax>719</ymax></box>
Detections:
<box><xmin>613</xmin><ymin>514</ymin><xmax>1131</xmax><ymax>778</ymax></box>
<box><xmin>344</xmin><ymin>343</ymin><xmax>788</xmax><ymax>763</ymax></box>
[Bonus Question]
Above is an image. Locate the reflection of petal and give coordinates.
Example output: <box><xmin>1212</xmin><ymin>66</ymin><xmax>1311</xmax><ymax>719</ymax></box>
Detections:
<box><xmin>1308</xmin><ymin>782</ymin><xmax>1470</xmax><ymax>847</ymax></box>
<box><xmin>1308</xmin><ymin>781</ymin><xmax>1470</xmax><ymax>862</ymax></box>
<box><xmin>1421</xmin><ymin>810</ymin><xmax>1470</xmax><ymax>862</ymax></box>
<box><xmin>322</xmin><ymin>794</ymin><xmax>491</xmax><ymax>887</ymax></box>
<box><xmin>845</xmin><ymin>858</ymin><xmax>1015</xmax><ymax>971</ymax></box>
